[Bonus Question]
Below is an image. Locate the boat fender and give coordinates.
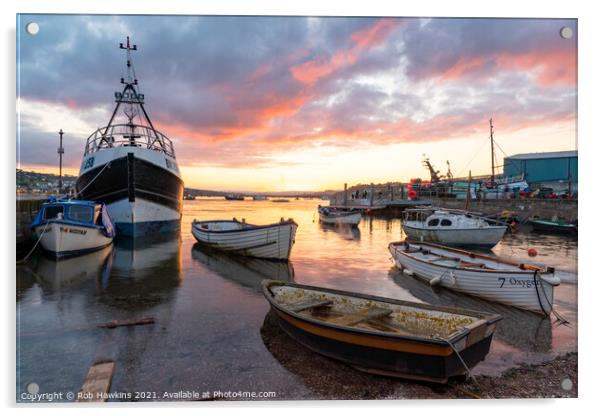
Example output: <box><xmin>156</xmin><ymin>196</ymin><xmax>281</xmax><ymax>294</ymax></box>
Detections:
<box><xmin>429</xmin><ymin>275</ymin><xmax>442</xmax><ymax>286</ymax></box>
<box><xmin>402</xmin><ymin>269</ymin><xmax>414</xmax><ymax>276</ymax></box>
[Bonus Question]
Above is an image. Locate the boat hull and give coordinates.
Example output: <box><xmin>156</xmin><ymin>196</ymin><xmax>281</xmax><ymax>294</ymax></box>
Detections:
<box><xmin>319</xmin><ymin>212</ymin><xmax>362</xmax><ymax>226</ymax></box>
<box><xmin>389</xmin><ymin>243</ymin><xmax>557</xmax><ymax>315</ymax></box>
<box><xmin>263</xmin><ymin>280</ymin><xmax>501</xmax><ymax>383</ymax></box>
<box><xmin>270</xmin><ymin>307</ymin><xmax>494</xmax><ymax>382</ymax></box>
<box><xmin>402</xmin><ymin>224</ymin><xmax>506</xmax><ymax>249</ymax></box>
<box><xmin>191</xmin><ymin>221</ymin><xmax>297</xmax><ymax>260</ymax></box>
<box><xmin>76</xmin><ymin>147</ymin><xmax>184</xmax><ymax>237</ymax></box>
<box><xmin>529</xmin><ymin>220</ymin><xmax>577</xmax><ymax>235</ymax></box>
<box><xmin>34</xmin><ymin>222</ymin><xmax>113</xmax><ymax>258</ymax></box>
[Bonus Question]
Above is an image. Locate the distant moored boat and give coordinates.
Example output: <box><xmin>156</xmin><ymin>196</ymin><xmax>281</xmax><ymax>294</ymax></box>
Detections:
<box><xmin>402</xmin><ymin>208</ymin><xmax>507</xmax><ymax>249</ymax></box>
<box><xmin>318</xmin><ymin>206</ymin><xmax>361</xmax><ymax>226</ymax></box>
<box><xmin>225</xmin><ymin>194</ymin><xmax>245</xmax><ymax>201</ymax></box>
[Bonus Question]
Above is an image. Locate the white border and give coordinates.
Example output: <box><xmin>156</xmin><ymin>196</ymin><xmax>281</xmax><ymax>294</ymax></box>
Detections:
<box><xmin>3</xmin><ymin>1</ymin><xmax>600</xmax><ymax>415</ymax></box>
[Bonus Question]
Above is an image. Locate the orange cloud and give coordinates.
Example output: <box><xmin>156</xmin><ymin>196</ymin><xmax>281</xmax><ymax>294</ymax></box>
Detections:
<box><xmin>436</xmin><ymin>48</ymin><xmax>576</xmax><ymax>87</ymax></box>
<box><xmin>291</xmin><ymin>18</ymin><xmax>402</xmax><ymax>85</ymax></box>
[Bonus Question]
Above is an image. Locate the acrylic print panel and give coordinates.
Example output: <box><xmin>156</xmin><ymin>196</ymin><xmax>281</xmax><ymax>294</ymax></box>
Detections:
<box><xmin>16</xmin><ymin>14</ymin><xmax>577</xmax><ymax>402</ymax></box>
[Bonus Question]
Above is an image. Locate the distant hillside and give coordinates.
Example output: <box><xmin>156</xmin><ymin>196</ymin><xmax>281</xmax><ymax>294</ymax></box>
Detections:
<box><xmin>17</xmin><ymin>169</ymin><xmax>77</xmax><ymax>191</ymax></box>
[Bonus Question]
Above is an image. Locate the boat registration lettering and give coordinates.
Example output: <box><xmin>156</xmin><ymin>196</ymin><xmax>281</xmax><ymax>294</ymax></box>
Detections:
<box><xmin>498</xmin><ymin>277</ymin><xmax>540</xmax><ymax>288</ymax></box>
<box><xmin>59</xmin><ymin>227</ymin><xmax>87</xmax><ymax>235</ymax></box>
<box><xmin>83</xmin><ymin>157</ymin><xmax>95</xmax><ymax>170</ymax></box>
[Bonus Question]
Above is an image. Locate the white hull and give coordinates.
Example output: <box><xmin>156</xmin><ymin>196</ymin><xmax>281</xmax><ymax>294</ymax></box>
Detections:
<box><xmin>35</xmin><ymin>222</ymin><xmax>113</xmax><ymax>258</ymax></box>
<box><xmin>319</xmin><ymin>212</ymin><xmax>362</xmax><ymax>226</ymax></box>
<box><xmin>191</xmin><ymin>221</ymin><xmax>297</xmax><ymax>260</ymax></box>
<box><xmin>402</xmin><ymin>224</ymin><xmax>506</xmax><ymax>248</ymax></box>
<box><xmin>389</xmin><ymin>242</ymin><xmax>559</xmax><ymax>315</ymax></box>
<box><xmin>106</xmin><ymin>198</ymin><xmax>181</xmax><ymax>225</ymax></box>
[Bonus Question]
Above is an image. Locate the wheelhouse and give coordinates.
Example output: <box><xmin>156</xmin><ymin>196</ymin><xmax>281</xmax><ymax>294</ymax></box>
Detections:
<box><xmin>34</xmin><ymin>199</ymin><xmax>104</xmax><ymax>227</ymax></box>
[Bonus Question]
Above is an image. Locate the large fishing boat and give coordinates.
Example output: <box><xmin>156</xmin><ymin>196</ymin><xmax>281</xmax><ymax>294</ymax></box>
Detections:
<box><xmin>75</xmin><ymin>37</ymin><xmax>184</xmax><ymax>237</ymax></box>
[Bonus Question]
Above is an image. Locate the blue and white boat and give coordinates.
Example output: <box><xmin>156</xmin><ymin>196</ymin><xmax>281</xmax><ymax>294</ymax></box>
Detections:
<box><xmin>31</xmin><ymin>198</ymin><xmax>115</xmax><ymax>258</ymax></box>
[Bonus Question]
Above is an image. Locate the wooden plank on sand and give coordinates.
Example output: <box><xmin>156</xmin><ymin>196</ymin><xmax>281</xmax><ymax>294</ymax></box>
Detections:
<box><xmin>98</xmin><ymin>317</ymin><xmax>155</xmax><ymax>329</ymax></box>
<box><xmin>77</xmin><ymin>361</ymin><xmax>115</xmax><ymax>402</ymax></box>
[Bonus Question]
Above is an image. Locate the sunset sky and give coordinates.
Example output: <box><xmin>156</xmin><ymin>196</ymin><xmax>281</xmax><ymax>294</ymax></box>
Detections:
<box><xmin>17</xmin><ymin>15</ymin><xmax>577</xmax><ymax>191</ymax></box>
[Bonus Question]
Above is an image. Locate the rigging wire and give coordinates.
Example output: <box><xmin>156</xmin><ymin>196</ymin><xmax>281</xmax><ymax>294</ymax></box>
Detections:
<box><xmin>456</xmin><ymin>135</ymin><xmax>489</xmax><ymax>178</ymax></box>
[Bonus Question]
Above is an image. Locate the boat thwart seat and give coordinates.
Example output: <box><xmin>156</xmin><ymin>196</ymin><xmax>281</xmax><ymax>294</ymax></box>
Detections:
<box><xmin>328</xmin><ymin>307</ymin><xmax>393</xmax><ymax>326</ymax></box>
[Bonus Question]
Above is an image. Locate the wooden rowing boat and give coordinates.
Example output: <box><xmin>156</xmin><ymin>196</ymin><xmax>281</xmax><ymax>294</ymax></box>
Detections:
<box><xmin>262</xmin><ymin>280</ymin><xmax>501</xmax><ymax>383</ymax></box>
<box><xmin>318</xmin><ymin>206</ymin><xmax>362</xmax><ymax>226</ymax></box>
<box><xmin>191</xmin><ymin>218</ymin><xmax>297</xmax><ymax>260</ymax></box>
<box><xmin>389</xmin><ymin>240</ymin><xmax>560</xmax><ymax>315</ymax></box>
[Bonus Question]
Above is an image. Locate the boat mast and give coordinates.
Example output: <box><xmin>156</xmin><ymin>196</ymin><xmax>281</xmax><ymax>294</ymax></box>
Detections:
<box><xmin>489</xmin><ymin>118</ymin><xmax>495</xmax><ymax>187</ymax></box>
<box><xmin>101</xmin><ymin>36</ymin><xmax>162</xmax><ymax>148</ymax></box>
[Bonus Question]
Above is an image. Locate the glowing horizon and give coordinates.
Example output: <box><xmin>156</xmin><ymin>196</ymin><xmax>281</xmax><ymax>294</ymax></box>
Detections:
<box><xmin>17</xmin><ymin>16</ymin><xmax>577</xmax><ymax>192</ymax></box>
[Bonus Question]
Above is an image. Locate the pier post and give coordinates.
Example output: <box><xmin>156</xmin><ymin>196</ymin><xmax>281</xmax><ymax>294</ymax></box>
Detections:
<box><xmin>344</xmin><ymin>183</ymin><xmax>348</xmax><ymax>206</ymax></box>
<box><xmin>370</xmin><ymin>183</ymin><xmax>374</xmax><ymax>207</ymax></box>
<box><xmin>58</xmin><ymin>129</ymin><xmax>64</xmax><ymax>193</ymax></box>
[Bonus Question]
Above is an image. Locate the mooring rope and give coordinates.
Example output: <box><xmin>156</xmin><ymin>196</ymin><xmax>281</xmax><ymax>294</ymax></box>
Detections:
<box><xmin>16</xmin><ymin>221</ymin><xmax>49</xmax><ymax>264</ymax></box>
<box><xmin>74</xmin><ymin>160</ymin><xmax>113</xmax><ymax>198</ymax></box>
<box><xmin>533</xmin><ymin>270</ymin><xmax>570</xmax><ymax>324</ymax></box>
<box><xmin>436</xmin><ymin>336</ymin><xmax>489</xmax><ymax>398</ymax></box>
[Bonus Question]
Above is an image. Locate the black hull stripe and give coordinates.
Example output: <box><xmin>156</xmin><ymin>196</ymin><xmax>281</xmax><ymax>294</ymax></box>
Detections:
<box><xmin>76</xmin><ymin>155</ymin><xmax>184</xmax><ymax>213</ymax></box>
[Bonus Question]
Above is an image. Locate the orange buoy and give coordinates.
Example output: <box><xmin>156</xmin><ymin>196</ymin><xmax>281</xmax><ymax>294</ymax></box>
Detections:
<box><xmin>527</xmin><ymin>248</ymin><xmax>538</xmax><ymax>257</ymax></box>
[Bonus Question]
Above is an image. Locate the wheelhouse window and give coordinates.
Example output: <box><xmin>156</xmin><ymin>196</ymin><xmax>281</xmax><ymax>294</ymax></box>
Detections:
<box><xmin>68</xmin><ymin>205</ymin><xmax>94</xmax><ymax>223</ymax></box>
<box><xmin>427</xmin><ymin>218</ymin><xmax>440</xmax><ymax>227</ymax></box>
<box><xmin>94</xmin><ymin>205</ymin><xmax>102</xmax><ymax>225</ymax></box>
<box><xmin>43</xmin><ymin>205</ymin><xmax>64</xmax><ymax>219</ymax></box>
<box><xmin>441</xmin><ymin>219</ymin><xmax>452</xmax><ymax>226</ymax></box>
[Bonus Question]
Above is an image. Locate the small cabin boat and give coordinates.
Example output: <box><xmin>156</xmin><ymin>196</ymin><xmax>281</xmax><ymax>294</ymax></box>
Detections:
<box><xmin>272</xmin><ymin>199</ymin><xmax>289</xmax><ymax>203</ymax></box>
<box><xmin>389</xmin><ymin>241</ymin><xmax>560</xmax><ymax>315</ymax></box>
<box><xmin>31</xmin><ymin>198</ymin><xmax>115</xmax><ymax>258</ymax></box>
<box><xmin>191</xmin><ymin>218</ymin><xmax>297</xmax><ymax>260</ymax></box>
<box><xmin>402</xmin><ymin>208</ymin><xmax>507</xmax><ymax>249</ymax></box>
<box><xmin>252</xmin><ymin>195</ymin><xmax>268</xmax><ymax>201</ymax></box>
<box><xmin>318</xmin><ymin>206</ymin><xmax>362</xmax><ymax>226</ymax></box>
<box><xmin>262</xmin><ymin>280</ymin><xmax>501</xmax><ymax>383</ymax></box>
<box><xmin>528</xmin><ymin>217</ymin><xmax>577</xmax><ymax>235</ymax></box>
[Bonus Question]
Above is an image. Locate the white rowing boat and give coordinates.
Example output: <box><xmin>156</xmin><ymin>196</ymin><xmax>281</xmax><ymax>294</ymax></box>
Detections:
<box><xmin>388</xmin><ymin>241</ymin><xmax>560</xmax><ymax>315</ymax></box>
<box><xmin>318</xmin><ymin>206</ymin><xmax>362</xmax><ymax>226</ymax></box>
<box><xmin>191</xmin><ymin>218</ymin><xmax>297</xmax><ymax>260</ymax></box>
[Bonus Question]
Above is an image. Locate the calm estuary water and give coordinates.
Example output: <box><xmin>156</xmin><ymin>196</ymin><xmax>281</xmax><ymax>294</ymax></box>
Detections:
<box><xmin>16</xmin><ymin>198</ymin><xmax>577</xmax><ymax>401</ymax></box>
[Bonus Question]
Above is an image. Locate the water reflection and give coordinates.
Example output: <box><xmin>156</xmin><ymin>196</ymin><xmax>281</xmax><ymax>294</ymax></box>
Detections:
<box><xmin>390</xmin><ymin>269</ymin><xmax>552</xmax><ymax>352</ymax></box>
<box><xmin>97</xmin><ymin>235</ymin><xmax>182</xmax><ymax>310</ymax></box>
<box><xmin>493</xmin><ymin>226</ymin><xmax>578</xmax><ymax>274</ymax></box>
<box><xmin>191</xmin><ymin>243</ymin><xmax>294</xmax><ymax>291</ymax></box>
<box><xmin>23</xmin><ymin>246</ymin><xmax>113</xmax><ymax>294</ymax></box>
<box><xmin>318</xmin><ymin>222</ymin><xmax>361</xmax><ymax>240</ymax></box>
